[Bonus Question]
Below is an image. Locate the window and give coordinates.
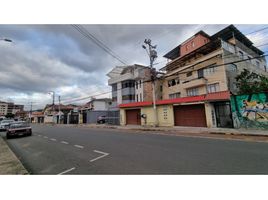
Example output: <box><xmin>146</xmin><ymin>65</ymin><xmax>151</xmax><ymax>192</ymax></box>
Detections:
<box><xmin>169</xmin><ymin>92</ymin><xmax>181</xmax><ymax>99</ymax></box>
<box><xmin>203</xmin><ymin>64</ymin><xmax>216</xmax><ymax>76</ymax></box>
<box><xmin>207</xmin><ymin>83</ymin><xmax>220</xmax><ymax>93</ymax></box>
<box><xmin>197</xmin><ymin>69</ymin><xmax>204</xmax><ymax>78</ymax></box>
<box><xmin>140</xmin><ymin>93</ymin><xmax>142</xmax><ymax>102</ymax></box>
<box><xmin>187</xmin><ymin>87</ymin><xmax>199</xmax><ymax>96</ymax></box>
<box><xmin>135</xmin><ymin>82</ymin><xmax>138</xmax><ymax>89</ymax></box>
<box><xmin>139</xmin><ymin>80</ymin><xmax>142</xmax><ymax>88</ymax></box>
<box><xmin>160</xmin><ymin>85</ymin><xmax>163</xmax><ymax>92</ymax></box>
<box><xmin>136</xmin><ymin>94</ymin><xmax>139</xmax><ymax>102</ymax></box>
<box><xmin>168</xmin><ymin>79</ymin><xmax>176</xmax><ymax>87</ymax></box>
<box><xmin>112</xmin><ymin>84</ymin><xmax>117</xmax><ymax>91</ymax></box>
<box><xmin>238</xmin><ymin>51</ymin><xmax>244</xmax><ymax>59</ymax></box>
<box><xmin>122</xmin><ymin>95</ymin><xmax>135</xmax><ymax>100</ymax></box>
<box><xmin>122</xmin><ymin>80</ymin><xmax>135</xmax><ymax>88</ymax></box>
<box><xmin>112</xmin><ymin>96</ymin><xmax>117</xmax><ymax>102</ymax></box>
<box><xmin>227</xmin><ymin>64</ymin><xmax>237</xmax><ymax>72</ymax></box>
<box><xmin>186</xmin><ymin>72</ymin><xmax>192</xmax><ymax>77</ymax></box>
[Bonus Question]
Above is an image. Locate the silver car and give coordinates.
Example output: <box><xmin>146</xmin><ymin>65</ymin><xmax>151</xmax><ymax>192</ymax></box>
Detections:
<box><xmin>0</xmin><ymin>119</ymin><xmax>15</xmax><ymax>131</ymax></box>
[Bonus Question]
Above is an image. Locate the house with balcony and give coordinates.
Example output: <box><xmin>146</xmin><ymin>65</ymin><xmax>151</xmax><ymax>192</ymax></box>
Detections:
<box><xmin>119</xmin><ymin>25</ymin><xmax>267</xmax><ymax>128</ymax></box>
<box><xmin>107</xmin><ymin>64</ymin><xmax>162</xmax><ymax>109</ymax></box>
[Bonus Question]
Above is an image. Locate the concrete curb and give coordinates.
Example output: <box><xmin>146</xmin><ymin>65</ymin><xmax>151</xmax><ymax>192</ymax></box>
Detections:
<box><xmin>38</xmin><ymin>123</ymin><xmax>268</xmax><ymax>137</ymax></box>
<box><xmin>0</xmin><ymin>137</ymin><xmax>28</xmax><ymax>175</ymax></box>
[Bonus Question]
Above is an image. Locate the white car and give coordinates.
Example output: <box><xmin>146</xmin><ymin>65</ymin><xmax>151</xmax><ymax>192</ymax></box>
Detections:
<box><xmin>0</xmin><ymin>119</ymin><xmax>15</xmax><ymax>131</ymax></box>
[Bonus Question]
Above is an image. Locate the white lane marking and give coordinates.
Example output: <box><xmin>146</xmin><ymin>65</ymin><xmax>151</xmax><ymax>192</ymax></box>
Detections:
<box><xmin>61</xmin><ymin>141</ymin><xmax>69</xmax><ymax>145</ymax></box>
<box><xmin>90</xmin><ymin>150</ymin><xmax>109</xmax><ymax>162</ymax></box>
<box><xmin>38</xmin><ymin>134</ymin><xmax>42</xmax><ymax>137</ymax></box>
<box><xmin>58</xmin><ymin>167</ymin><xmax>76</xmax><ymax>175</ymax></box>
<box><xmin>74</xmin><ymin>145</ymin><xmax>84</xmax><ymax>149</ymax></box>
<box><xmin>43</xmin><ymin>136</ymin><xmax>48</xmax><ymax>139</ymax></box>
<box><xmin>50</xmin><ymin>138</ymin><xmax>57</xmax><ymax>141</ymax></box>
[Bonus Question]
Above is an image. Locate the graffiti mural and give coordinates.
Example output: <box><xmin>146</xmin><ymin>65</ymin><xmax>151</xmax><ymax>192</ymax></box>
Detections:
<box><xmin>230</xmin><ymin>92</ymin><xmax>268</xmax><ymax>129</ymax></box>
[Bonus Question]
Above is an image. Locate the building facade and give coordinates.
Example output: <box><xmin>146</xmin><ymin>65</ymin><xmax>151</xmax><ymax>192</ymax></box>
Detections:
<box><xmin>0</xmin><ymin>101</ymin><xmax>8</xmax><ymax>116</ymax></box>
<box><xmin>119</xmin><ymin>25</ymin><xmax>268</xmax><ymax>128</ymax></box>
<box><xmin>0</xmin><ymin>101</ymin><xmax>24</xmax><ymax>116</ymax></box>
<box><xmin>107</xmin><ymin>64</ymin><xmax>162</xmax><ymax>110</ymax></box>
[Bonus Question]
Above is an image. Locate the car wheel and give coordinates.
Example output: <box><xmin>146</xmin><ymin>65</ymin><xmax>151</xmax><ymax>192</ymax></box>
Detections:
<box><xmin>28</xmin><ymin>130</ymin><xmax>32</xmax><ymax>136</ymax></box>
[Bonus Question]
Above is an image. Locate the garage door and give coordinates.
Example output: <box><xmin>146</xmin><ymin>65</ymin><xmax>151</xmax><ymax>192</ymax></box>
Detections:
<box><xmin>174</xmin><ymin>104</ymin><xmax>207</xmax><ymax>127</ymax></box>
<box><xmin>126</xmin><ymin>109</ymin><xmax>141</xmax><ymax>125</ymax></box>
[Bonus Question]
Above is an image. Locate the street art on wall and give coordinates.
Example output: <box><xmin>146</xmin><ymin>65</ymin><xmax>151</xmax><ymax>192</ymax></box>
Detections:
<box><xmin>230</xmin><ymin>92</ymin><xmax>268</xmax><ymax>129</ymax></box>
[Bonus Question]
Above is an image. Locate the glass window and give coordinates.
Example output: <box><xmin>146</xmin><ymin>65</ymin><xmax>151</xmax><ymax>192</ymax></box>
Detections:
<box><xmin>169</xmin><ymin>92</ymin><xmax>181</xmax><ymax>99</ymax></box>
<box><xmin>186</xmin><ymin>72</ymin><xmax>192</xmax><ymax>77</ymax></box>
<box><xmin>140</xmin><ymin>93</ymin><xmax>142</xmax><ymax>102</ymax></box>
<box><xmin>227</xmin><ymin>64</ymin><xmax>237</xmax><ymax>72</ymax></box>
<box><xmin>207</xmin><ymin>83</ymin><xmax>220</xmax><ymax>93</ymax></box>
<box><xmin>186</xmin><ymin>87</ymin><xmax>199</xmax><ymax>96</ymax></box>
<box><xmin>139</xmin><ymin>80</ymin><xmax>142</xmax><ymax>88</ymax></box>
<box><xmin>204</xmin><ymin>64</ymin><xmax>216</xmax><ymax>76</ymax></box>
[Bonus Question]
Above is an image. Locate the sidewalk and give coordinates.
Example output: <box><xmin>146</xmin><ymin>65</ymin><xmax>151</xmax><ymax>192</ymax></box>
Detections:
<box><xmin>49</xmin><ymin>123</ymin><xmax>268</xmax><ymax>137</ymax></box>
<box><xmin>0</xmin><ymin>137</ymin><xmax>28</xmax><ymax>175</ymax></box>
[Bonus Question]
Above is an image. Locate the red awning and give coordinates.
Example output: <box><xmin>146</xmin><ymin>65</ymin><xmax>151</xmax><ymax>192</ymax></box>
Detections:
<box><xmin>119</xmin><ymin>91</ymin><xmax>230</xmax><ymax>108</ymax></box>
<box><xmin>205</xmin><ymin>90</ymin><xmax>230</xmax><ymax>101</ymax></box>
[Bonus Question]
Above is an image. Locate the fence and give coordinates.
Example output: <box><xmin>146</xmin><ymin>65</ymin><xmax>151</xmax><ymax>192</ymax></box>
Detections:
<box><xmin>86</xmin><ymin>110</ymin><xmax>119</xmax><ymax>125</ymax></box>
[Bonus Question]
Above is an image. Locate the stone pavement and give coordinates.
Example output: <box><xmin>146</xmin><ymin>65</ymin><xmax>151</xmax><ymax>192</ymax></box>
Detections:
<box><xmin>0</xmin><ymin>136</ymin><xmax>28</xmax><ymax>175</ymax></box>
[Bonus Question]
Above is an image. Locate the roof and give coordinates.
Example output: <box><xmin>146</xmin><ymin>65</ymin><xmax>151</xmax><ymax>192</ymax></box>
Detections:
<box><xmin>119</xmin><ymin>91</ymin><xmax>231</xmax><ymax>108</ymax></box>
<box><xmin>211</xmin><ymin>24</ymin><xmax>264</xmax><ymax>55</ymax></box>
<box><xmin>162</xmin><ymin>24</ymin><xmax>264</xmax><ymax>62</ymax></box>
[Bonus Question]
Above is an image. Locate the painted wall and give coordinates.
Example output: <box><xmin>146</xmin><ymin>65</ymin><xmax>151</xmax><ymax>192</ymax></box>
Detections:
<box><xmin>120</xmin><ymin>105</ymin><xmax>174</xmax><ymax>127</ymax></box>
<box><xmin>204</xmin><ymin>102</ymin><xmax>216</xmax><ymax>128</ymax></box>
<box><xmin>180</xmin><ymin>33</ymin><xmax>210</xmax><ymax>57</ymax></box>
<box><xmin>231</xmin><ymin>93</ymin><xmax>268</xmax><ymax>129</ymax></box>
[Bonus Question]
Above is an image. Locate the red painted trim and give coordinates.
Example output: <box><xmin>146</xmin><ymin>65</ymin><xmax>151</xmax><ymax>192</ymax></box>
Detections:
<box><xmin>119</xmin><ymin>101</ymin><xmax>153</xmax><ymax>108</ymax></box>
<box><xmin>119</xmin><ymin>91</ymin><xmax>230</xmax><ymax>108</ymax></box>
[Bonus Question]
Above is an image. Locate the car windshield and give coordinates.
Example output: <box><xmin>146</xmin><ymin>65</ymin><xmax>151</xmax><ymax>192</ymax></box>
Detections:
<box><xmin>9</xmin><ymin>122</ymin><xmax>29</xmax><ymax>128</ymax></box>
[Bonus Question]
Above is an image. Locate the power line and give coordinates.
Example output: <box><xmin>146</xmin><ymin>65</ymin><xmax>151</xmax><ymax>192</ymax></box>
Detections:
<box><xmin>71</xmin><ymin>24</ymin><xmax>128</xmax><ymax>65</ymax></box>
<box><xmin>245</xmin><ymin>26</ymin><xmax>268</xmax><ymax>35</ymax></box>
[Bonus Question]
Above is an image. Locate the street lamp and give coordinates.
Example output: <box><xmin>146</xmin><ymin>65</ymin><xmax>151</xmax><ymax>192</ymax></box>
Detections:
<box><xmin>48</xmin><ymin>91</ymin><xmax>55</xmax><ymax>123</ymax></box>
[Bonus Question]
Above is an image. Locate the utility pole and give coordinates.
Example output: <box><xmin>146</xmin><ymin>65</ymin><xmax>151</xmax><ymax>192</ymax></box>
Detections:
<box><xmin>30</xmin><ymin>102</ymin><xmax>33</xmax><ymax>123</ymax></box>
<box><xmin>48</xmin><ymin>91</ymin><xmax>55</xmax><ymax>123</ymax></box>
<box><xmin>142</xmin><ymin>39</ymin><xmax>159</xmax><ymax>127</ymax></box>
<box><xmin>58</xmin><ymin>95</ymin><xmax>61</xmax><ymax>124</ymax></box>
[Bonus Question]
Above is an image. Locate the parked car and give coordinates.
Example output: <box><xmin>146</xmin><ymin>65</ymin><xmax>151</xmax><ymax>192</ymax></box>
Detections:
<box><xmin>6</xmin><ymin>121</ymin><xmax>32</xmax><ymax>139</ymax></box>
<box><xmin>0</xmin><ymin>119</ymin><xmax>15</xmax><ymax>131</ymax></box>
<box><xmin>97</xmin><ymin>115</ymin><xmax>106</xmax><ymax>124</ymax></box>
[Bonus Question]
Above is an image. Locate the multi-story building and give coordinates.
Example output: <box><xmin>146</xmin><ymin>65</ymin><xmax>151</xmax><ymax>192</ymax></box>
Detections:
<box><xmin>0</xmin><ymin>101</ymin><xmax>8</xmax><ymax>116</ymax></box>
<box><xmin>0</xmin><ymin>101</ymin><xmax>24</xmax><ymax>116</ymax></box>
<box><xmin>107</xmin><ymin>64</ymin><xmax>162</xmax><ymax>110</ymax></box>
<box><xmin>119</xmin><ymin>25</ymin><xmax>267</xmax><ymax>128</ymax></box>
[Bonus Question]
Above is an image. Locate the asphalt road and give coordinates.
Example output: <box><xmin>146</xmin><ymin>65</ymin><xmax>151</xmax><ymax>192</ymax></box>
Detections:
<box><xmin>2</xmin><ymin>124</ymin><xmax>268</xmax><ymax>174</ymax></box>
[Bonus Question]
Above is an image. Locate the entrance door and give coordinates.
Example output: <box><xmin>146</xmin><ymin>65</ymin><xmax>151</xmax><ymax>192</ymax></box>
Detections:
<box><xmin>214</xmin><ymin>102</ymin><xmax>233</xmax><ymax>128</ymax></box>
<box><xmin>126</xmin><ymin>109</ymin><xmax>141</xmax><ymax>125</ymax></box>
<box><xmin>174</xmin><ymin>104</ymin><xmax>207</xmax><ymax>127</ymax></box>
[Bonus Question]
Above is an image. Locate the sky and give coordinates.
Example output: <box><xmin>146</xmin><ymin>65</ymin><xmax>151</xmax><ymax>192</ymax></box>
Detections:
<box><xmin>1</xmin><ymin>24</ymin><xmax>268</xmax><ymax>110</ymax></box>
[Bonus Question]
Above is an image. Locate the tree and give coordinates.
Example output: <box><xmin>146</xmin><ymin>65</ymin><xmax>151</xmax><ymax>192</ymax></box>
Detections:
<box><xmin>236</xmin><ymin>69</ymin><xmax>268</xmax><ymax>94</ymax></box>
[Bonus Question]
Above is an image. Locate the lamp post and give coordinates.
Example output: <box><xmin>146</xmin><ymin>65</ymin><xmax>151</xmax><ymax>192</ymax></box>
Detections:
<box><xmin>142</xmin><ymin>39</ymin><xmax>159</xmax><ymax>127</ymax></box>
<box><xmin>48</xmin><ymin>91</ymin><xmax>55</xmax><ymax>123</ymax></box>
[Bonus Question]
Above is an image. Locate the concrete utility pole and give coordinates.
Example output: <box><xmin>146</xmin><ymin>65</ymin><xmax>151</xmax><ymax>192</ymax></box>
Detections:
<box><xmin>142</xmin><ymin>39</ymin><xmax>159</xmax><ymax>127</ymax></box>
<box><xmin>58</xmin><ymin>96</ymin><xmax>61</xmax><ymax>124</ymax></box>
